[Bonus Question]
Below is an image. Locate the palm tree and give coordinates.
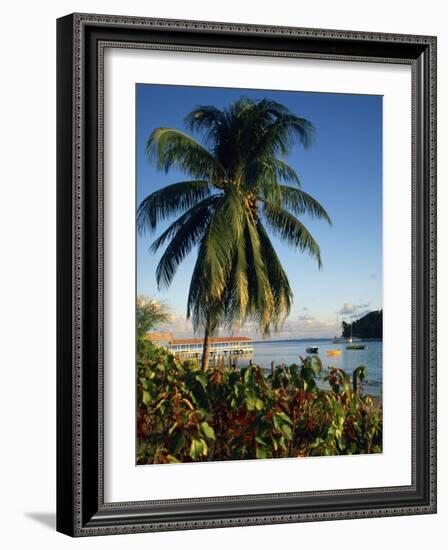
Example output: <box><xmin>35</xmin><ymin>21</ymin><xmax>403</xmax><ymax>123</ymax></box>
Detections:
<box><xmin>138</xmin><ymin>97</ymin><xmax>331</xmax><ymax>369</ymax></box>
<box><xmin>136</xmin><ymin>296</ymin><xmax>171</xmax><ymax>341</ymax></box>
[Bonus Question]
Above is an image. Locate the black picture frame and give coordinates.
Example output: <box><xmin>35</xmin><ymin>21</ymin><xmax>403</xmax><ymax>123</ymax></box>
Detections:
<box><xmin>57</xmin><ymin>13</ymin><xmax>437</xmax><ymax>537</ymax></box>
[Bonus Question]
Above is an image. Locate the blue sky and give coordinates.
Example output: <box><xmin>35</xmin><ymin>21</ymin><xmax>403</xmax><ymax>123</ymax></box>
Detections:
<box><xmin>136</xmin><ymin>84</ymin><xmax>382</xmax><ymax>339</ymax></box>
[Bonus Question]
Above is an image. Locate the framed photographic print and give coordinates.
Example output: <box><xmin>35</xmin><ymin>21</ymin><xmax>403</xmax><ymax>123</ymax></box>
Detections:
<box><xmin>56</xmin><ymin>13</ymin><xmax>437</xmax><ymax>536</ymax></box>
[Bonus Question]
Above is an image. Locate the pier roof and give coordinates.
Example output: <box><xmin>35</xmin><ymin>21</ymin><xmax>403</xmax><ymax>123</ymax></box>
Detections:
<box><xmin>146</xmin><ymin>333</ymin><xmax>252</xmax><ymax>344</ymax></box>
<box><xmin>171</xmin><ymin>336</ymin><xmax>252</xmax><ymax>345</ymax></box>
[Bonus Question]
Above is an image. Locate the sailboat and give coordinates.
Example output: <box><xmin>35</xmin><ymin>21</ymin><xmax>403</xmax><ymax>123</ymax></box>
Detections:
<box><xmin>345</xmin><ymin>319</ymin><xmax>366</xmax><ymax>350</ymax></box>
<box><xmin>332</xmin><ymin>312</ymin><xmax>351</xmax><ymax>343</ymax></box>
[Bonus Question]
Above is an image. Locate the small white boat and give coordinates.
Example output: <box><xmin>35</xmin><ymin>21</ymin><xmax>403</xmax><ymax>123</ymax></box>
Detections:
<box><xmin>332</xmin><ymin>337</ymin><xmax>351</xmax><ymax>344</ymax></box>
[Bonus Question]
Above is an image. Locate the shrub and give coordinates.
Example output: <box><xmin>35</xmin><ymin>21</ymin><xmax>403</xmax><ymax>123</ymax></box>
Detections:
<box><xmin>137</xmin><ymin>344</ymin><xmax>382</xmax><ymax>464</ymax></box>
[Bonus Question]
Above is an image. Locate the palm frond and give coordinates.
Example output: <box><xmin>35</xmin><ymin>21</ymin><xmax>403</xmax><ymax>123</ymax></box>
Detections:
<box><xmin>256</xmin><ymin>221</ymin><xmax>293</xmax><ymax>329</ymax></box>
<box><xmin>146</xmin><ymin>128</ymin><xmax>225</xmax><ymax>180</ymax></box>
<box><xmin>262</xmin><ymin>200</ymin><xmax>323</xmax><ymax>268</ymax></box>
<box><xmin>229</xmin><ymin>230</ymin><xmax>250</xmax><ymax>320</ymax></box>
<box><xmin>219</xmin><ymin>216</ymin><xmax>250</xmax><ymax>327</ymax></box>
<box><xmin>279</xmin><ymin>185</ymin><xmax>332</xmax><ymax>224</ymax></box>
<box><xmin>184</xmin><ymin>105</ymin><xmax>227</xmax><ymax>141</ymax></box>
<box><xmin>186</xmin><ymin>239</ymin><xmax>223</xmax><ymax>332</ymax></box>
<box><xmin>258</xmin><ymin>114</ymin><xmax>315</xmax><ymax>158</ymax></box>
<box><xmin>149</xmin><ymin>195</ymin><xmax>219</xmax><ymax>253</ymax></box>
<box><xmin>137</xmin><ymin>180</ymin><xmax>212</xmax><ymax>234</ymax></box>
<box><xmin>187</xmin><ymin>189</ymin><xmax>247</xmax><ymax>329</ymax></box>
<box><xmin>243</xmin><ymin>212</ymin><xmax>275</xmax><ymax>336</ymax></box>
<box><xmin>265</xmin><ymin>105</ymin><xmax>315</xmax><ymax>148</ymax></box>
<box><xmin>186</xmin><ymin>239</ymin><xmax>209</xmax><ymax>330</ymax></box>
<box><xmin>153</xmin><ymin>196</ymin><xmax>219</xmax><ymax>288</ymax></box>
<box><xmin>202</xmin><ymin>188</ymin><xmax>246</xmax><ymax>300</ymax></box>
<box><xmin>272</xmin><ymin>158</ymin><xmax>301</xmax><ymax>186</ymax></box>
<box><xmin>245</xmin><ymin>158</ymin><xmax>300</xmax><ymax>204</ymax></box>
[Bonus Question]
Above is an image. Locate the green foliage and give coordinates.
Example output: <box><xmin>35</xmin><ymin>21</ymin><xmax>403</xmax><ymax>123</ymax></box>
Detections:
<box><xmin>137</xmin><ymin>344</ymin><xmax>382</xmax><ymax>464</ymax></box>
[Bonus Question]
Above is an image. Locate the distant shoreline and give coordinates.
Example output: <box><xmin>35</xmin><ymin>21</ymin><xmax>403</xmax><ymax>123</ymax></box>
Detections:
<box><xmin>252</xmin><ymin>337</ymin><xmax>332</xmax><ymax>344</ymax></box>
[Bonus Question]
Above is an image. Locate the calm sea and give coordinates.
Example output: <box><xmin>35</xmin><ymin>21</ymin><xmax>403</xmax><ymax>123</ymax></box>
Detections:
<box><xmin>240</xmin><ymin>339</ymin><xmax>382</xmax><ymax>396</ymax></box>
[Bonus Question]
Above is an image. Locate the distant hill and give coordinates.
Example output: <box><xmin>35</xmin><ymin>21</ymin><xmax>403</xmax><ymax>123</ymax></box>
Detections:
<box><xmin>342</xmin><ymin>310</ymin><xmax>382</xmax><ymax>340</ymax></box>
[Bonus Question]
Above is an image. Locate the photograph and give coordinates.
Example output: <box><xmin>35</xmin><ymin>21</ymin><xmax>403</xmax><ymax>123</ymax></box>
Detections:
<box><xmin>135</xmin><ymin>84</ymin><xmax>383</xmax><ymax>464</ymax></box>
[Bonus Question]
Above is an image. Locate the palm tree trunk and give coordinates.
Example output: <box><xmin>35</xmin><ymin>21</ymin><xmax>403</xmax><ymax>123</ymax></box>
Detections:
<box><xmin>201</xmin><ymin>319</ymin><xmax>212</xmax><ymax>370</ymax></box>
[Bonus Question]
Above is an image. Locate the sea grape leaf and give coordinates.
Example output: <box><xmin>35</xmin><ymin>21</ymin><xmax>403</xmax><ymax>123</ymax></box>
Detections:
<box><xmin>200</xmin><ymin>421</ymin><xmax>216</xmax><ymax>441</ymax></box>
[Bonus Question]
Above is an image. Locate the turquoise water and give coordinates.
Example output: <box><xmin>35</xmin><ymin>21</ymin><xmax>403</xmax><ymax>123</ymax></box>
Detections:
<box><xmin>243</xmin><ymin>339</ymin><xmax>382</xmax><ymax>396</ymax></box>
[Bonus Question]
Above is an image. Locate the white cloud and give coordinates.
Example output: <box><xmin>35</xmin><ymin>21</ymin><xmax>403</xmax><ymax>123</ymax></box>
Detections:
<box><xmin>162</xmin><ymin>314</ymin><xmax>195</xmax><ymax>337</ymax></box>
<box><xmin>339</xmin><ymin>302</ymin><xmax>370</xmax><ymax>315</ymax></box>
<box><xmin>297</xmin><ymin>312</ymin><xmax>315</xmax><ymax>321</ymax></box>
<box><xmin>160</xmin><ymin>309</ymin><xmax>338</xmax><ymax>340</ymax></box>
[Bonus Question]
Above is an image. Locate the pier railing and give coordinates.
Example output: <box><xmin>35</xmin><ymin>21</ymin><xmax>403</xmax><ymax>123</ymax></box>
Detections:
<box><xmin>173</xmin><ymin>347</ymin><xmax>253</xmax><ymax>367</ymax></box>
